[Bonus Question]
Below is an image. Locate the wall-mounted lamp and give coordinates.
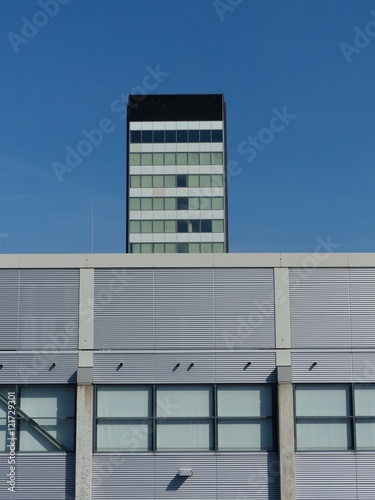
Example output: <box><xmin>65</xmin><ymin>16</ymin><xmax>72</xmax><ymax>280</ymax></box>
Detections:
<box><xmin>50</xmin><ymin>363</ymin><xmax>56</xmax><ymax>369</ymax></box>
<box><xmin>309</xmin><ymin>362</ymin><xmax>317</xmax><ymax>371</ymax></box>
<box><xmin>173</xmin><ymin>363</ymin><xmax>180</xmax><ymax>371</ymax></box>
<box><xmin>0</xmin><ymin>364</ymin><xmax>3</xmax><ymax>369</ymax></box>
<box><xmin>117</xmin><ymin>362</ymin><xmax>123</xmax><ymax>370</ymax></box>
<box><xmin>187</xmin><ymin>363</ymin><xmax>194</xmax><ymax>371</ymax></box>
<box><xmin>178</xmin><ymin>468</ymin><xmax>194</xmax><ymax>477</ymax></box>
<box><xmin>244</xmin><ymin>361</ymin><xmax>252</xmax><ymax>370</ymax></box>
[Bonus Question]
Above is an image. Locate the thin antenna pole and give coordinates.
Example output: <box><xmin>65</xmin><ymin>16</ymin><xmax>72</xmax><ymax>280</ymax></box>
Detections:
<box><xmin>91</xmin><ymin>199</ymin><xmax>94</xmax><ymax>254</ymax></box>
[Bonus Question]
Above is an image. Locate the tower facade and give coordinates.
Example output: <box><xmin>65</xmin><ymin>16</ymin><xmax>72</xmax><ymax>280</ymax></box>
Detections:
<box><xmin>126</xmin><ymin>94</ymin><xmax>228</xmax><ymax>253</ymax></box>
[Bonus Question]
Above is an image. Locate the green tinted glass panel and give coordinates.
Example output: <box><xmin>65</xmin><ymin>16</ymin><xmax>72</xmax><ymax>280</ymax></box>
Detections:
<box><xmin>188</xmin><ymin>153</ymin><xmax>199</xmax><ymax>165</ymax></box>
<box><xmin>153</xmin><ymin>243</ymin><xmax>164</xmax><ymax>253</ymax></box>
<box><xmin>153</xmin><ymin>221</ymin><xmax>164</xmax><ymax>233</ymax></box>
<box><xmin>213</xmin><ymin>243</ymin><xmax>225</xmax><ymax>253</ymax></box>
<box><xmin>201</xmin><ymin>243</ymin><xmax>212</xmax><ymax>253</ymax></box>
<box><xmin>141</xmin><ymin>153</ymin><xmax>153</xmax><ymax>165</ymax></box>
<box><xmin>141</xmin><ymin>198</ymin><xmax>152</xmax><ymax>210</ymax></box>
<box><xmin>129</xmin><ymin>153</ymin><xmax>141</xmax><ymax>166</ymax></box>
<box><xmin>141</xmin><ymin>176</ymin><xmax>152</xmax><ymax>188</ymax></box>
<box><xmin>165</xmin><ymin>176</ymin><xmax>176</xmax><ymax>188</ymax></box>
<box><xmin>200</xmin><ymin>198</ymin><xmax>212</xmax><ymax>210</ymax></box>
<box><xmin>153</xmin><ymin>175</ymin><xmax>164</xmax><ymax>188</ymax></box>
<box><xmin>153</xmin><ymin>153</ymin><xmax>164</xmax><ymax>165</ymax></box>
<box><xmin>212</xmin><ymin>197</ymin><xmax>224</xmax><ymax>210</ymax></box>
<box><xmin>213</xmin><ymin>220</ymin><xmax>224</xmax><ymax>233</ymax></box>
<box><xmin>153</xmin><ymin>198</ymin><xmax>164</xmax><ymax>210</ymax></box>
<box><xmin>129</xmin><ymin>221</ymin><xmax>140</xmax><ymax>233</ymax></box>
<box><xmin>141</xmin><ymin>244</ymin><xmax>152</xmax><ymax>253</ymax></box>
<box><xmin>188</xmin><ymin>197</ymin><xmax>200</xmax><ymax>210</ymax></box>
<box><xmin>130</xmin><ymin>243</ymin><xmax>141</xmax><ymax>253</ymax></box>
<box><xmin>129</xmin><ymin>198</ymin><xmax>141</xmax><ymax>210</ymax></box>
<box><xmin>130</xmin><ymin>176</ymin><xmax>141</xmax><ymax>188</ymax></box>
<box><xmin>212</xmin><ymin>152</ymin><xmax>223</xmax><ymax>165</ymax></box>
<box><xmin>200</xmin><ymin>152</ymin><xmax>211</xmax><ymax>165</ymax></box>
<box><xmin>165</xmin><ymin>243</ymin><xmax>176</xmax><ymax>253</ymax></box>
<box><xmin>200</xmin><ymin>175</ymin><xmax>211</xmax><ymax>187</ymax></box>
<box><xmin>165</xmin><ymin>198</ymin><xmax>176</xmax><ymax>210</ymax></box>
<box><xmin>188</xmin><ymin>175</ymin><xmax>199</xmax><ymax>188</ymax></box>
<box><xmin>176</xmin><ymin>153</ymin><xmax>188</xmax><ymax>165</ymax></box>
<box><xmin>189</xmin><ymin>243</ymin><xmax>200</xmax><ymax>253</ymax></box>
<box><xmin>212</xmin><ymin>175</ymin><xmax>223</xmax><ymax>187</ymax></box>
<box><xmin>164</xmin><ymin>153</ymin><xmax>176</xmax><ymax>165</ymax></box>
<box><xmin>165</xmin><ymin>220</ymin><xmax>176</xmax><ymax>233</ymax></box>
<box><xmin>141</xmin><ymin>221</ymin><xmax>152</xmax><ymax>233</ymax></box>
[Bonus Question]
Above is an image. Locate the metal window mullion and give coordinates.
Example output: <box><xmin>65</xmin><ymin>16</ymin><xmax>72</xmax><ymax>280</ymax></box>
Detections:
<box><xmin>352</xmin><ymin>383</ymin><xmax>356</xmax><ymax>451</ymax></box>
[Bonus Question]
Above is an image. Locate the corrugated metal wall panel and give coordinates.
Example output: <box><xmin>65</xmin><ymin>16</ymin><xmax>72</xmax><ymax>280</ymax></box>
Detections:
<box><xmin>290</xmin><ymin>268</ymin><xmax>351</xmax><ymax>348</ymax></box>
<box><xmin>0</xmin><ymin>269</ymin><xmax>19</xmax><ymax>350</ymax></box>
<box><xmin>93</xmin><ymin>353</ymin><xmax>154</xmax><ymax>384</ymax></box>
<box><xmin>292</xmin><ymin>352</ymin><xmax>353</xmax><ymax>383</ymax></box>
<box><xmin>16</xmin><ymin>353</ymin><xmax>77</xmax><ymax>384</ymax></box>
<box><xmin>94</xmin><ymin>269</ymin><xmax>154</xmax><ymax>350</ymax></box>
<box><xmin>214</xmin><ymin>269</ymin><xmax>275</xmax><ymax>350</ymax></box>
<box><xmin>155</xmin><ymin>316</ymin><xmax>214</xmax><ymax>350</ymax></box>
<box><xmin>155</xmin><ymin>454</ymin><xmax>216</xmax><ymax>499</ymax></box>
<box><xmin>217</xmin><ymin>453</ymin><xmax>279</xmax><ymax>500</ymax></box>
<box><xmin>352</xmin><ymin>352</ymin><xmax>375</xmax><ymax>383</ymax></box>
<box><xmin>92</xmin><ymin>454</ymin><xmax>155</xmax><ymax>500</ymax></box>
<box><xmin>18</xmin><ymin>269</ymin><xmax>79</xmax><ymax>350</ymax></box>
<box><xmin>215</xmin><ymin>352</ymin><xmax>276</xmax><ymax>383</ymax></box>
<box><xmin>0</xmin><ymin>353</ymin><xmax>17</xmax><ymax>383</ymax></box>
<box><xmin>356</xmin><ymin>453</ymin><xmax>375</xmax><ymax>500</ymax></box>
<box><xmin>13</xmin><ymin>453</ymin><xmax>75</xmax><ymax>500</ymax></box>
<box><xmin>349</xmin><ymin>269</ymin><xmax>375</xmax><ymax>348</ymax></box>
<box><xmin>155</xmin><ymin>353</ymin><xmax>215</xmax><ymax>383</ymax></box>
<box><xmin>295</xmin><ymin>452</ymin><xmax>357</xmax><ymax>500</ymax></box>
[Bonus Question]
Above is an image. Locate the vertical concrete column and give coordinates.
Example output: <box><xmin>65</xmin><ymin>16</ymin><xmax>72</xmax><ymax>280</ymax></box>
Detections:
<box><xmin>274</xmin><ymin>268</ymin><xmax>296</xmax><ymax>500</ymax></box>
<box><xmin>76</xmin><ymin>268</ymin><xmax>94</xmax><ymax>500</ymax></box>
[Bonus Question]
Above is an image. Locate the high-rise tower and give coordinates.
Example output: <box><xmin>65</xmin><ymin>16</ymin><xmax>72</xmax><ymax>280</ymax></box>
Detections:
<box><xmin>127</xmin><ymin>94</ymin><xmax>228</xmax><ymax>253</ymax></box>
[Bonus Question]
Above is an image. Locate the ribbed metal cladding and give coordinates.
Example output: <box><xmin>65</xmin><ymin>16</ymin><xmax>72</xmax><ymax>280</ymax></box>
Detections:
<box><xmin>217</xmin><ymin>453</ymin><xmax>279</xmax><ymax>500</ymax></box>
<box><xmin>0</xmin><ymin>352</ymin><xmax>17</xmax><ymax>383</ymax></box>
<box><xmin>214</xmin><ymin>269</ymin><xmax>275</xmax><ymax>350</ymax></box>
<box><xmin>93</xmin><ymin>353</ymin><xmax>154</xmax><ymax>384</ymax></box>
<box><xmin>92</xmin><ymin>454</ymin><xmax>155</xmax><ymax>500</ymax></box>
<box><xmin>352</xmin><ymin>352</ymin><xmax>375</xmax><ymax>383</ymax></box>
<box><xmin>18</xmin><ymin>269</ymin><xmax>79</xmax><ymax>350</ymax></box>
<box><xmin>0</xmin><ymin>269</ymin><xmax>19</xmax><ymax>349</ymax></box>
<box><xmin>295</xmin><ymin>453</ymin><xmax>357</xmax><ymax>499</ymax></box>
<box><xmin>356</xmin><ymin>453</ymin><xmax>375</xmax><ymax>500</ymax></box>
<box><xmin>7</xmin><ymin>453</ymin><xmax>75</xmax><ymax>500</ymax></box>
<box><xmin>154</xmin><ymin>269</ymin><xmax>214</xmax><ymax>351</ymax></box>
<box><xmin>349</xmin><ymin>269</ymin><xmax>375</xmax><ymax>348</ymax></box>
<box><xmin>16</xmin><ymin>353</ymin><xmax>78</xmax><ymax>384</ymax></box>
<box><xmin>155</xmin><ymin>353</ymin><xmax>215</xmax><ymax>383</ymax></box>
<box><xmin>292</xmin><ymin>352</ymin><xmax>353</xmax><ymax>383</ymax></box>
<box><xmin>290</xmin><ymin>268</ymin><xmax>351</xmax><ymax>348</ymax></box>
<box><xmin>94</xmin><ymin>269</ymin><xmax>154</xmax><ymax>349</ymax></box>
<box><xmin>215</xmin><ymin>352</ymin><xmax>276</xmax><ymax>383</ymax></box>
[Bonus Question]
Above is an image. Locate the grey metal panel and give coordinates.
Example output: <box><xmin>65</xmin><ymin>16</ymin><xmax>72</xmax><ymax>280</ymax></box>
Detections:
<box><xmin>154</xmin><ymin>454</ymin><xmax>217</xmax><ymax>499</ymax></box>
<box><xmin>155</xmin><ymin>316</ymin><xmax>214</xmax><ymax>350</ymax></box>
<box><xmin>292</xmin><ymin>352</ymin><xmax>353</xmax><ymax>383</ymax></box>
<box><xmin>217</xmin><ymin>453</ymin><xmax>279</xmax><ymax>500</ymax></box>
<box><xmin>349</xmin><ymin>269</ymin><xmax>375</xmax><ymax>348</ymax></box>
<box><xmin>16</xmin><ymin>353</ymin><xmax>77</xmax><ymax>384</ymax></box>
<box><xmin>11</xmin><ymin>453</ymin><xmax>75</xmax><ymax>500</ymax></box>
<box><xmin>154</xmin><ymin>353</ymin><xmax>215</xmax><ymax>383</ymax></box>
<box><xmin>0</xmin><ymin>353</ymin><xmax>17</xmax><ymax>384</ymax></box>
<box><xmin>93</xmin><ymin>353</ymin><xmax>154</xmax><ymax>384</ymax></box>
<box><xmin>0</xmin><ymin>269</ymin><xmax>19</xmax><ymax>350</ymax></box>
<box><xmin>356</xmin><ymin>453</ymin><xmax>375</xmax><ymax>500</ymax></box>
<box><xmin>18</xmin><ymin>269</ymin><xmax>79</xmax><ymax>350</ymax></box>
<box><xmin>290</xmin><ymin>268</ymin><xmax>351</xmax><ymax>348</ymax></box>
<box><xmin>215</xmin><ymin>269</ymin><xmax>275</xmax><ymax>350</ymax></box>
<box><xmin>92</xmin><ymin>454</ymin><xmax>155</xmax><ymax>500</ymax></box>
<box><xmin>215</xmin><ymin>352</ymin><xmax>276</xmax><ymax>383</ymax></box>
<box><xmin>94</xmin><ymin>269</ymin><xmax>154</xmax><ymax>349</ymax></box>
<box><xmin>295</xmin><ymin>452</ymin><xmax>357</xmax><ymax>499</ymax></box>
<box><xmin>352</xmin><ymin>352</ymin><xmax>375</xmax><ymax>383</ymax></box>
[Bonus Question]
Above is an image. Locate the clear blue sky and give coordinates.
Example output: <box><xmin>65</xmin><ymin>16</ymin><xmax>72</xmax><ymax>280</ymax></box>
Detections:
<box><xmin>1</xmin><ymin>0</ymin><xmax>374</xmax><ymax>253</ymax></box>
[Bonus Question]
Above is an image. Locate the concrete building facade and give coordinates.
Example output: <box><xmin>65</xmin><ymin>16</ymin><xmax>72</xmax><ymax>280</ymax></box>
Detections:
<box><xmin>0</xmin><ymin>252</ymin><xmax>375</xmax><ymax>499</ymax></box>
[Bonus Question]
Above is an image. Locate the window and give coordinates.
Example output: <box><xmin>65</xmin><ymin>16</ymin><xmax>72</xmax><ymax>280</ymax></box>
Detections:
<box><xmin>141</xmin><ymin>198</ymin><xmax>152</xmax><ymax>210</ymax></box>
<box><xmin>130</xmin><ymin>131</ymin><xmax>141</xmax><ymax>143</ymax></box>
<box><xmin>141</xmin><ymin>153</ymin><xmax>152</xmax><ymax>166</ymax></box>
<box><xmin>177</xmin><ymin>175</ymin><xmax>187</xmax><ymax>188</ymax></box>
<box><xmin>154</xmin><ymin>130</ymin><xmax>164</xmax><ymax>143</ymax></box>
<box><xmin>177</xmin><ymin>220</ymin><xmax>188</xmax><ymax>233</ymax></box>
<box><xmin>129</xmin><ymin>153</ymin><xmax>141</xmax><ymax>166</ymax></box>
<box><xmin>142</xmin><ymin>130</ymin><xmax>153</xmax><ymax>143</ymax></box>
<box><xmin>200</xmin><ymin>130</ymin><xmax>211</xmax><ymax>142</ymax></box>
<box><xmin>141</xmin><ymin>175</ymin><xmax>152</xmax><ymax>188</ymax></box>
<box><xmin>201</xmin><ymin>220</ymin><xmax>213</xmax><ymax>233</ymax></box>
<box><xmin>153</xmin><ymin>198</ymin><xmax>164</xmax><ymax>210</ymax></box>
<box><xmin>129</xmin><ymin>221</ymin><xmax>140</xmax><ymax>233</ymax></box>
<box><xmin>212</xmin><ymin>197</ymin><xmax>224</xmax><ymax>210</ymax></box>
<box><xmin>95</xmin><ymin>385</ymin><xmax>274</xmax><ymax>452</ymax></box>
<box><xmin>177</xmin><ymin>130</ymin><xmax>188</xmax><ymax>143</ymax></box>
<box><xmin>212</xmin><ymin>152</ymin><xmax>223</xmax><ymax>165</ymax></box>
<box><xmin>130</xmin><ymin>176</ymin><xmax>141</xmax><ymax>188</ymax></box>
<box><xmin>176</xmin><ymin>242</ymin><xmax>189</xmax><ymax>253</ymax></box>
<box><xmin>164</xmin><ymin>152</ymin><xmax>176</xmax><ymax>165</ymax></box>
<box><xmin>295</xmin><ymin>384</ymin><xmax>375</xmax><ymax>451</ymax></box>
<box><xmin>165</xmin><ymin>130</ymin><xmax>176</xmax><ymax>143</ymax></box>
<box><xmin>188</xmin><ymin>130</ymin><xmax>200</xmax><ymax>143</ymax></box>
<box><xmin>212</xmin><ymin>130</ymin><xmax>223</xmax><ymax>142</ymax></box>
<box><xmin>176</xmin><ymin>153</ymin><xmax>187</xmax><ymax>165</ymax></box>
<box><xmin>0</xmin><ymin>386</ymin><xmax>75</xmax><ymax>452</ymax></box>
<box><xmin>153</xmin><ymin>153</ymin><xmax>164</xmax><ymax>165</ymax></box>
<box><xmin>177</xmin><ymin>197</ymin><xmax>188</xmax><ymax>210</ymax></box>
<box><xmin>129</xmin><ymin>198</ymin><xmax>141</xmax><ymax>210</ymax></box>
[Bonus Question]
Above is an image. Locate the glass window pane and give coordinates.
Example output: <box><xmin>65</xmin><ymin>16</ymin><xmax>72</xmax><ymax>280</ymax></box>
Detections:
<box><xmin>212</xmin><ymin>152</ymin><xmax>223</xmax><ymax>165</ymax></box>
<box><xmin>295</xmin><ymin>386</ymin><xmax>350</xmax><ymax>417</ymax></box>
<box><xmin>153</xmin><ymin>221</ymin><xmax>164</xmax><ymax>233</ymax></box>
<box><xmin>154</xmin><ymin>130</ymin><xmax>164</xmax><ymax>143</ymax></box>
<box><xmin>200</xmin><ymin>175</ymin><xmax>210</xmax><ymax>187</ymax></box>
<box><xmin>129</xmin><ymin>153</ymin><xmax>141</xmax><ymax>166</ymax></box>
<box><xmin>213</xmin><ymin>243</ymin><xmax>224</xmax><ymax>253</ymax></box>
<box><xmin>165</xmin><ymin>243</ymin><xmax>176</xmax><ymax>253</ymax></box>
<box><xmin>188</xmin><ymin>130</ymin><xmax>200</xmax><ymax>143</ymax></box>
<box><xmin>218</xmin><ymin>419</ymin><xmax>273</xmax><ymax>451</ymax></box>
<box><xmin>201</xmin><ymin>220</ymin><xmax>212</xmax><ymax>233</ymax></box>
<box><xmin>130</xmin><ymin>176</ymin><xmax>140</xmax><ymax>188</ymax></box>
<box><xmin>177</xmin><ymin>175</ymin><xmax>187</xmax><ymax>188</ymax></box>
<box><xmin>189</xmin><ymin>220</ymin><xmax>200</xmax><ymax>233</ymax></box>
<box><xmin>177</xmin><ymin>197</ymin><xmax>188</xmax><ymax>210</ymax></box>
<box><xmin>177</xmin><ymin>242</ymin><xmax>188</xmax><ymax>253</ymax></box>
<box><xmin>200</xmin><ymin>130</ymin><xmax>211</xmax><ymax>143</ymax></box>
<box><xmin>130</xmin><ymin>131</ymin><xmax>141</xmax><ymax>143</ymax></box>
<box><xmin>356</xmin><ymin>420</ymin><xmax>375</xmax><ymax>449</ymax></box>
<box><xmin>141</xmin><ymin>198</ymin><xmax>152</xmax><ymax>210</ymax></box>
<box><xmin>164</xmin><ymin>153</ymin><xmax>176</xmax><ymax>165</ymax></box>
<box><xmin>141</xmin><ymin>221</ymin><xmax>152</xmax><ymax>233</ymax></box>
<box><xmin>141</xmin><ymin>176</ymin><xmax>152</xmax><ymax>188</ymax></box>
<box><xmin>212</xmin><ymin>130</ymin><xmax>223</xmax><ymax>142</ymax></box>
<box><xmin>141</xmin><ymin>153</ymin><xmax>152</xmax><ymax>166</ymax></box>
<box><xmin>212</xmin><ymin>174</ymin><xmax>223</xmax><ymax>187</ymax></box>
<box><xmin>0</xmin><ymin>420</ymin><xmax>6</xmax><ymax>452</ymax></box>
<box><xmin>213</xmin><ymin>220</ymin><xmax>224</xmax><ymax>233</ymax></box>
<box><xmin>157</xmin><ymin>420</ymin><xmax>213</xmax><ymax>451</ymax></box>
<box><xmin>165</xmin><ymin>198</ymin><xmax>176</xmax><ymax>210</ymax></box>
<box><xmin>218</xmin><ymin>386</ymin><xmax>272</xmax><ymax>417</ymax></box>
<box><xmin>97</xmin><ymin>386</ymin><xmax>151</xmax><ymax>418</ymax></box>
<box><xmin>212</xmin><ymin>197</ymin><xmax>224</xmax><ymax>210</ymax></box>
<box><xmin>296</xmin><ymin>419</ymin><xmax>352</xmax><ymax>450</ymax></box>
<box><xmin>188</xmin><ymin>197</ymin><xmax>200</xmax><ymax>210</ymax></box>
<box><xmin>165</xmin><ymin>130</ymin><xmax>176</xmax><ymax>143</ymax></box>
<box><xmin>153</xmin><ymin>243</ymin><xmax>164</xmax><ymax>253</ymax></box>
<box><xmin>201</xmin><ymin>243</ymin><xmax>212</xmax><ymax>253</ymax></box>
<box><xmin>0</xmin><ymin>387</ymin><xmax>15</xmax><ymax>418</ymax></box>
<box><xmin>189</xmin><ymin>243</ymin><xmax>200</xmax><ymax>253</ymax></box>
<box><xmin>97</xmin><ymin>421</ymin><xmax>151</xmax><ymax>451</ymax></box>
<box><xmin>355</xmin><ymin>385</ymin><xmax>375</xmax><ymax>416</ymax></box>
<box><xmin>176</xmin><ymin>153</ymin><xmax>188</xmax><ymax>165</ymax></box>
<box><xmin>130</xmin><ymin>243</ymin><xmax>141</xmax><ymax>253</ymax></box>
<box><xmin>153</xmin><ymin>175</ymin><xmax>164</xmax><ymax>188</ymax></box>
<box><xmin>157</xmin><ymin>386</ymin><xmax>212</xmax><ymax>417</ymax></box>
<box><xmin>200</xmin><ymin>198</ymin><xmax>211</xmax><ymax>210</ymax></box>
<box><xmin>19</xmin><ymin>419</ymin><xmax>75</xmax><ymax>452</ymax></box>
<box><xmin>141</xmin><ymin>243</ymin><xmax>152</xmax><ymax>253</ymax></box>
<box><xmin>129</xmin><ymin>221</ymin><xmax>140</xmax><ymax>233</ymax></box>
<box><xmin>188</xmin><ymin>175</ymin><xmax>199</xmax><ymax>188</ymax></box>
<box><xmin>20</xmin><ymin>386</ymin><xmax>75</xmax><ymax>418</ymax></box>
<box><xmin>153</xmin><ymin>153</ymin><xmax>164</xmax><ymax>165</ymax></box>
<box><xmin>165</xmin><ymin>176</ymin><xmax>176</xmax><ymax>188</ymax></box>
<box><xmin>153</xmin><ymin>198</ymin><xmax>164</xmax><ymax>210</ymax></box>
<box><xmin>177</xmin><ymin>130</ymin><xmax>188</xmax><ymax>143</ymax></box>
<box><xmin>165</xmin><ymin>220</ymin><xmax>176</xmax><ymax>233</ymax></box>
<box><xmin>129</xmin><ymin>198</ymin><xmax>141</xmax><ymax>210</ymax></box>
<box><xmin>142</xmin><ymin>130</ymin><xmax>153</xmax><ymax>143</ymax></box>
<box><xmin>177</xmin><ymin>220</ymin><xmax>188</xmax><ymax>233</ymax></box>
<box><xmin>200</xmin><ymin>152</ymin><xmax>211</xmax><ymax>164</ymax></box>
<box><xmin>188</xmin><ymin>152</ymin><xmax>199</xmax><ymax>165</ymax></box>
